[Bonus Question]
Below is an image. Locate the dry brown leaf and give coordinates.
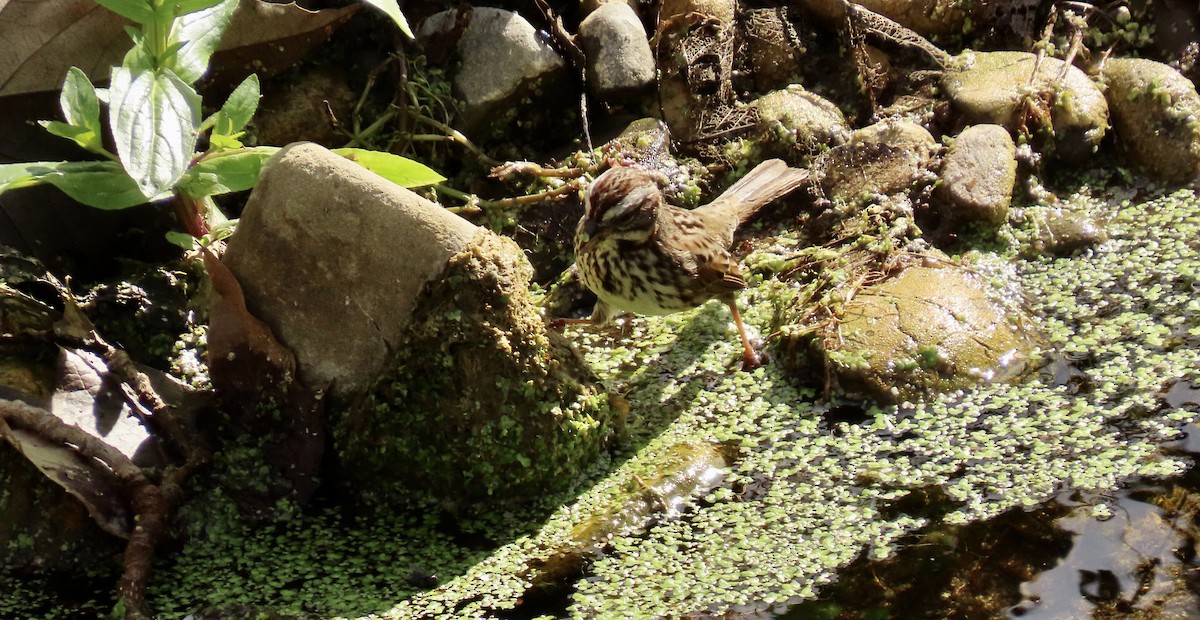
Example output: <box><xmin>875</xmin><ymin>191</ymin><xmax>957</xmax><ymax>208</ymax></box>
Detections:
<box><xmin>0</xmin><ymin>0</ymin><xmax>358</xmax><ymax>97</ymax></box>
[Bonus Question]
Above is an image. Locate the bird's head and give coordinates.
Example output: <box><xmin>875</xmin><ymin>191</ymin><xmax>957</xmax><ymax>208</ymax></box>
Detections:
<box><xmin>576</xmin><ymin>167</ymin><xmax>663</xmax><ymax>250</ymax></box>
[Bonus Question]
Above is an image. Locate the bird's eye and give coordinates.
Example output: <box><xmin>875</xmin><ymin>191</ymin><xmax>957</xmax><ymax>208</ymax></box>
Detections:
<box><xmin>600</xmin><ymin>184</ymin><xmax>656</xmax><ymax>223</ymax></box>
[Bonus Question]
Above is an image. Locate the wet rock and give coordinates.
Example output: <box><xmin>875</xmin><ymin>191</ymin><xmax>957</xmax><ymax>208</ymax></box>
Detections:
<box><xmin>818</xmin><ymin>120</ymin><xmax>938</xmax><ymax>202</ymax></box>
<box><xmin>935</xmin><ymin>124</ymin><xmax>1017</xmax><ymax>227</ymax></box>
<box><xmin>942</xmin><ymin>51</ymin><xmax>1109</xmax><ymax>163</ymax></box>
<box><xmin>743</xmin><ymin>7</ymin><xmax>805</xmax><ymax>92</ymax></box>
<box><xmin>1027</xmin><ymin>208</ymin><xmax>1108</xmax><ymax>257</ymax></box>
<box><xmin>818</xmin><ymin>264</ymin><xmax>1037</xmax><ymax>403</ymax></box>
<box><xmin>798</xmin><ymin>0</ymin><xmax>972</xmax><ymax>36</ymax></box>
<box><xmin>417</xmin><ymin>7</ymin><xmax>566</xmax><ymax>129</ymax></box>
<box><xmin>334</xmin><ymin>233</ymin><xmax>618</xmax><ymax>505</ymax></box>
<box><xmin>222</xmin><ymin>143</ymin><xmax>479</xmax><ymax>398</ymax></box>
<box><xmin>1100</xmin><ymin>58</ymin><xmax>1200</xmax><ymax>183</ymax></box>
<box><xmin>578</xmin><ymin>2</ymin><xmax>655</xmax><ymax>99</ymax></box>
<box><xmin>751</xmin><ymin>85</ymin><xmax>850</xmax><ymax>159</ymax></box>
<box><xmin>224</xmin><ymin>144</ymin><xmax>617</xmax><ymax>504</ymax></box>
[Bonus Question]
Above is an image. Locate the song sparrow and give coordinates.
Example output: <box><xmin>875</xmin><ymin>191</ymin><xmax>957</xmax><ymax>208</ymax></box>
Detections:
<box><xmin>572</xmin><ymin>159</ymin><xmax>809</xmax><ymax>368</ymax></box>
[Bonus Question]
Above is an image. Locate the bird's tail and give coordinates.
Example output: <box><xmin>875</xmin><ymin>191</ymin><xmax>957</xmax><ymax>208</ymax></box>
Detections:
<box><xmin>701</xmin><ymin>159</ymin><xmax>809</xmax><ymax>224</ymax></box>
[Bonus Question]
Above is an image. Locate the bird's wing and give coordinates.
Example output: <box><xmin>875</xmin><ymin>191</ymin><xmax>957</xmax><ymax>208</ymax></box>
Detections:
<box><xmin>658</xmin><ymin>207</ymin><xmax>746</xmax><ymax>295</ymax></box>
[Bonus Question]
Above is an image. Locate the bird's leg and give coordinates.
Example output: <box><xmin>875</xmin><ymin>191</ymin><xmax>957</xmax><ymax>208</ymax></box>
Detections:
<box><xmin>728</xmin><ymin>302</ymin><xmax>762</xmax><ymax>370</ymax></box>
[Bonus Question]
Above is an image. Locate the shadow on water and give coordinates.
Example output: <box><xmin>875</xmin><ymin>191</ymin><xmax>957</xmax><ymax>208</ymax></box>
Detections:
<box><xmin>763</xmin><ymin>416</ymin><xmax>1200</xmax><ymax>620</ymax></box>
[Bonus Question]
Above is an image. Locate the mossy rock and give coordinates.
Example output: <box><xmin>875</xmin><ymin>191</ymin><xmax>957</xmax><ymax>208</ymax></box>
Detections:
<box><xmin>817</xmin><ymin>120</ymin><xmax>938</xmax><ymax>202</ymax></box>
<box><xmin>332</xmin><ymin>232</ymin><xmax>618</xmax><ymax>505</ymax></box>
<box><xmin>751</xmin><ymin>85</ymin><xmax>850</xmax><ymax>160</ymax></box>
<box><xmin>942</xmin><ymin>51</ymin><xmax>1109</xmax><ymax>162</ymax></box>
<box><xmin>815</xmin><ymin>263</ymin><xmax>1038</xmax><ymax>402</ymax></box>
<box><xmin>1101</xmin><ymin>58</ymin><xmax>1200</xmax><ymax>183</ymax></box>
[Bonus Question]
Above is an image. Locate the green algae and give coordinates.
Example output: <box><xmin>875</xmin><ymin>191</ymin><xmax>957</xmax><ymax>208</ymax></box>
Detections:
<box><xmin>333</xmin><ymin>232</ymin><xmax>616</xmax><ymax>504</ymax></box>
<box><xmin>17</xmin><ymin>182</ymin><xmax>1194</xmax><ymax>618</ymax></box>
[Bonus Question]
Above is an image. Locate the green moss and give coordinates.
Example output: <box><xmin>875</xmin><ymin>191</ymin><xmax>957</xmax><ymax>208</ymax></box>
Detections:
<box><xmin>332</xmin><ymin>233</ymin><xmax>617</xmax><ymax>504</ymax></box>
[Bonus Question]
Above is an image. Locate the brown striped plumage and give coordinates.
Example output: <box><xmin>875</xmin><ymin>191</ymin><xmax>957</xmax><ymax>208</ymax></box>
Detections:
<box><xmin>573</xmin><ymin>159</ymin><xmax>808</xmax><ymax>368</ymax></box>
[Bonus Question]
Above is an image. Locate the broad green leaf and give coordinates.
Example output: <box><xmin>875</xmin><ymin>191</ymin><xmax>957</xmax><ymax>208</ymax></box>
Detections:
<box><xmin>332</xmin><ymin>148</ymin><xmax>445</xmax><ymax>188</ymax></box>
<box><xmin>95</xmin><ymin>0</ymin><xmax>156</xmax><ymax>24</ymax></box>
<box><xmin>59</xmin><ymin>68</ymin><xmax>102</xmax><ymax>137</ymax></box>
<box><xmin>359</xmin><ymin>0</ymin><xmax>413</xmax><ymax>38</ymax></box>
<box><xmin>210</xmin><ymin>73</ymin><xmax>260</xmax><ymax>137</ymax></box>
<box><xmin>38</xmin><ymin>121</ymin><xmax>101</xmax><ymax>153</ymax></box>
<box><xmin>172</xmin><ymin>0</ymin><xmax>240</xmax><ymax>84</ymax></box>
<box><xmin>176</xmin><ymin>146</ymin><xmax>278</xmax><ymax>198</ymax></box>
<box><xmin>0</xmin><ymin>162</ymin><xmax>62</xmax><ymax>189</ymax></box>
<box><xmin>175</xmin><ymin>0</ymin><xmax>227</xmax><ymax>15</ymax></box>
<box><xmin>0</xmin><ymin>161</ymin><xmax>147</xmax><ymax>210</ymax></box>
<box><xmin>121</xmin><ymin>26</ymin><xmax>156</xmax><ymax>73</ymax></box>
<box><xmin>110</xmin><ymin>67</ymin><xmax>202</xmax><ymax>198</ymax></box>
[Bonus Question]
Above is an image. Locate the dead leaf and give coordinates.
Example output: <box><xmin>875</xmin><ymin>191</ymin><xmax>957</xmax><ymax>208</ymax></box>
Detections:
<box><xmin>0</xmin><ymin>0</ymin><xmax>359</xmax><ymax>97</ymax></box>
<box><xmin>1</xmin><ymin>423</ymin><xmax>133</xmax><ymax>538</ymax></box>
<box><xmin>0</xmin><ymin>0</ymin><xmax>129</xmax><ymax>97</ymax></box>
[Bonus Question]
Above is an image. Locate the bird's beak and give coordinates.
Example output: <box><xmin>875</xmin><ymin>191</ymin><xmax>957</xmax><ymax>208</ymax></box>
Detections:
<box><xmin>582</xmin><ymin>217</ymin><xmax>598</xmax><ymax>239</ymax></box>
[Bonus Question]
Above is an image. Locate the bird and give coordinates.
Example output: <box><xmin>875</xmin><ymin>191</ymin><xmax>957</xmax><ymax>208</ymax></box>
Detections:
<box><xmin>570</xmin><ymin>159</ymin><xmax>809</xmax><ymax>368</ymax></box>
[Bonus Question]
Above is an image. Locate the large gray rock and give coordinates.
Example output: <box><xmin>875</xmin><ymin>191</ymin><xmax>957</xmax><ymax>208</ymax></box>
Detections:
<box><xmin>1101</xmin><ymin>58</ymin><xmax>1200</xmax><ymax>183</ymax></box>
<box><xmin>935</xmin><ymin>124</ymin><xmax>1017</xmax><ymax>227</ymax></box>
<box><xmin>418</xmin><ymin>7</ymin><xmax>566</xmax><ymax>127</ymax></box>
<box><xmin>578</xmin><ymin>2</ymin><xmax>655</xmax><ymax>99</ymax></box>
<box><xmin>222</xmin><ymin>143</ymin><xmax>479</xmax><ymax>397</ymax></box>
<box><xmin>942</xmin><ymin>51</ymin><xmax>1109</xmax><ymax>162</ymax></box>
<box><xmin>222</xmin><ymin>144</ymin><xmax>619</xmax><ymax>504</ymax></box>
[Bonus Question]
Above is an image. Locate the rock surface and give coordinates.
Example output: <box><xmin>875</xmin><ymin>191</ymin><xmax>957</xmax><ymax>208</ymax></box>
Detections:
<box><xmin>798</xmin><ymin>0</ymin><xmax>972</xmax><ymax>36</ymax></box>
<box><xmin>935</xmin><ymin>124</ymin><xmax>1017</xmax><ymax>227</ymax></box>
<box><xmin>818</xmin><ymin>119</ymin><xmax>938</xmax><ymax>201</ymax></box>
<box><xmin>942</xmin><ymin>51</ymin><xmax>1109</xmax><ymax>162</ymax></box>
<box><xmin>578</xmin><ymin>2</ymin><xmax>655</xmax><ymax>99</ymax></box>
<box><xmin>334</xmin><ymin>233</ymin><xmax>618</xmax><ymax>504</ymax></box>
<box><xmin>1101</xmin><ymin>58</ymin><xmax>1200</xmax><ymax>182</ymax></box>
<box><xmin>418</xmin><ymin>7</ymin><xmax>566</xmax><ymax>127</ymax></box>
<box><xmin>222</xmin><ymin>143</ymin><xmax>479</xmax><ymax>398</ymax></box>
<box><xmin>821</xmin><ymin>264</ymin><xmax>1037</xmax><ymax>403</ymax></box>
<box><xmin>751</xmin><ymin>85</ymin><xmax>850</xmax><ymax>159</ymax></box>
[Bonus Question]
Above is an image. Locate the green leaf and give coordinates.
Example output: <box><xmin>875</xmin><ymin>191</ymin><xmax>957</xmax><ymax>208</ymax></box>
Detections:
<box><xmin>0</xmin><ymin>162</ymin><xmax>58</xmax><ymax>189</ymax></box>
<box><xmin>332</xmin><ymin>148</ymin><xmax>445</xmax><ymax>188</ymax></box>
<box><xmin>59</xmin><ymin>68</ymin><xmax>103</xmax><ymax>136</ymax></box>
<box><xmin>0</xmin><ymin>161</ymin><xmax>147</xmax><ymax>210</ymax></box>
<box><xmin>359</xmin><ymin>0</ymin><xmax>413</xmax><ymax>38</ymax></box>
<box><xmin>109</xmin><ymin>66</ymin><xmax>202</xmax><ymax>198</ymax></box>
<box><xmin>38</xmin><ymin>121</ymin><xmax>102</xmax><ymax>153</ymax></box>
<box><xmin>174</xmin><ymin>0</ymin><xmax>226</xmax><ymax>14</ymax></box>
<box><xmin>165</xmin><ymin>230</ymin><xmax>199</xmax><ymax>250</ymax></box>
<box><xmin>176</xmin><ymin>146</ymin><xmax>278</xmax><ymax>198</ymax></box>
<box><xmin>211</xmin><ymin>74</ymin><xmax>260</xmax><ymax>136</ymax></box>
<box><xmin>95</xmin><ymin>0</ymin><xmax>155</xmax><ymax>24</ymax></box>
<box><xmin>172</xmin><ymin>0</ymin><xmax>239</xmax><ymax>84</ymax></box>
<box><xmin>121</xmin><ymin>26</ymin><xmax>156</xmax><ymax>73</ymax></box>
